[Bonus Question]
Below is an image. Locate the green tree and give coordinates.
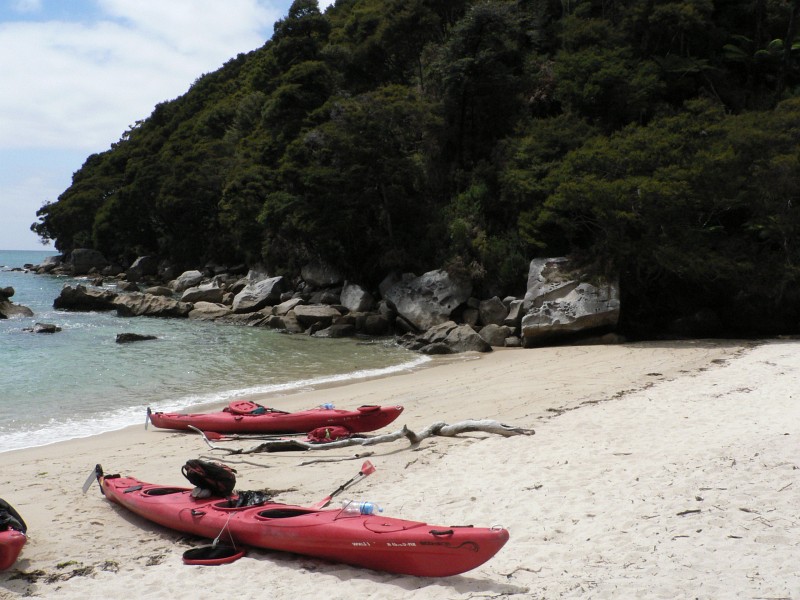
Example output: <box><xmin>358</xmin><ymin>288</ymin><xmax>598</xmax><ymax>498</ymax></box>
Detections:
<box><xmin>261</xmin><ymin>84</ymin><xmax>439</xmax><ymax>281</ymax></box>
<box><xmin>326</xmin><ymin>0</ymin><xmax>449</xmax><ymax>91</ymax></box>
<box><xmin>426</xmin><ymin>1</ymin><xmax>526</xmax><ymax>171</ymax></box>
<box><xmin>271</xmin><ymin>0</ymin><xmax>331</xmax><ymax>71</ymax></box>
<box><xmin>554</xmin><ymin>13</ymin><xmax>664</xmax><ymax>128</ymax></box>
<box><xmin>32</xmin><ymin>151</ymin><xmax>125</xmax><ymax>252</ymax></box>
<box><xmin>218</xmin><ymin>166</ymin><xmax>275</xmax><ymax>264</ymax></box>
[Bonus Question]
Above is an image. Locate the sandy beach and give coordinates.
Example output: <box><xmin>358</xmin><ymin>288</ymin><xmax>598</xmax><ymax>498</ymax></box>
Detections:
<box><xmin>2</xmin><ymin>339</ymin><xmax>799</xmax><ymax>599</ymax></box>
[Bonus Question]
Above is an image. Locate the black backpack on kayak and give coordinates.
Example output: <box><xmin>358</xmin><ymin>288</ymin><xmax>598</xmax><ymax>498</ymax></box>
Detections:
<box><xmin>0</xmin><ymin>498</ymin><xmax>26</xmax><ymax>533</ymax></box>
<box><xmin>181</xmin><ymin>459</ymin><xmax>237</xmax><ymax>497</ymax></box>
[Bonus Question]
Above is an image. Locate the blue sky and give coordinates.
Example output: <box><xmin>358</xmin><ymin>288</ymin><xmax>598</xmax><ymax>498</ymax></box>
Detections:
<box><xmin>0</xmin><ymin>0</ymin><xmax>332</xmax><ymax>251</ymax></box>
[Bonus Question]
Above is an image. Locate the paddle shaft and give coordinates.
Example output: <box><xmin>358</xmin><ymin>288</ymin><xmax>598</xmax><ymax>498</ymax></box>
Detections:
<box><xmin>313</xmin><ymin>461</ymin><xmax>375</xmax><ymax>509</ymax></box>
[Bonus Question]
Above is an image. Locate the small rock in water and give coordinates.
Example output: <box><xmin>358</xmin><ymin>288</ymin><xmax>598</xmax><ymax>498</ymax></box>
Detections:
<box><xmin>23</xmin><ymin>322</ymin><xmax>62</xmax><ymax>334</ymax></box>
<box><xmin>116</xmin><ymin>332</ymin><xmax>158</xmax><ymax>344</ymax></box>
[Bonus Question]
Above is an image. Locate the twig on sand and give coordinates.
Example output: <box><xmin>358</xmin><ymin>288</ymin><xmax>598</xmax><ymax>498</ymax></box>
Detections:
<box><xmin>190</xmin><ymin>420</ymin><xmax>535</xmax><ymax>456</ymax></box>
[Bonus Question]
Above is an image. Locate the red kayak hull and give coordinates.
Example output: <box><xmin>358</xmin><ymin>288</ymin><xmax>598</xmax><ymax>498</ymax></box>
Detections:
<box><xmin>0</xmin><ymin>529</ymin><xmax>26</xmax><ymax>571</ymax></box>
<box><xmin>149</xmin><ymin>404</ymin><xmax>403</xmax><ymax>434</ymax></box>
<box><xmin>100</xmin><ymin>474</ymin><xmax>508</xmax><ymax>577</ymax></box>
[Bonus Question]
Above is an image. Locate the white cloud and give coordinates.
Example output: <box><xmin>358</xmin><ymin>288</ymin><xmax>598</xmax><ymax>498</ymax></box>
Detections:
<box><xmin>0</xmin><ymin>0</ymin><xmax>284</xmax><ymax>152</ymax></box>
<box><xmin>0</xmin><ymin>1</ymin><xmax>295</xmax><ymax>249</ymax></box>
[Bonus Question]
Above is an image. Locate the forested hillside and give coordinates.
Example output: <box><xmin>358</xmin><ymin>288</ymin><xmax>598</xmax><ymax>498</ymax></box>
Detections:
<box><xmin>31</xmin><ymin>0</ymin><xmax>800</xmax><ymax>336</ymax></box>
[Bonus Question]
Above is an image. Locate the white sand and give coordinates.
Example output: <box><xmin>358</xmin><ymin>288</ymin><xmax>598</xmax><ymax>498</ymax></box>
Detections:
<box><xmin>2</xmin><ymin>339</ymin><xmax>799</xmax><ymax>599</ymax></box>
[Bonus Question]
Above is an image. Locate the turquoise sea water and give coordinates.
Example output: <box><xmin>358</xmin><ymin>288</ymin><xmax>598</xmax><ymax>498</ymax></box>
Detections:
<box><xmin>0</xmin><ymin>249</ymin><xmax>426</xmax><ymax>454</ymax></box>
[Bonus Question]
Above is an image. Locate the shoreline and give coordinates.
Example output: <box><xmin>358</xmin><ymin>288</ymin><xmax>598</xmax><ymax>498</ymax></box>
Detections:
<box><xmin>4</xmin><ymin>339</ymin><xmax>799</xmax><ymax>598</ymax></box>
<box><xmin>0</xmin><ymin>336</ymin><xmax>431</xmax><ymax>456</ymax></box>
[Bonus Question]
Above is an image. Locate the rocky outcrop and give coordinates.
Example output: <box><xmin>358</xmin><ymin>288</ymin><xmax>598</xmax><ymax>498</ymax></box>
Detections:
<box><xmin>312</xmin><ymin>322</ymin><xmax>357</xmax><ymax>338</ymax></box>
<box><xmin>117</xmin><ymin>281</ymin><xmax>139</xmax><ymax>292</ymax></box>
<box><xmin>301</xmin><ymin>261</ymin><xmax>343</xmax><ymax>288</ymax></box>
<box><xmin>23</xmin><ymin>322</ymin><xmax>61</xmax><ymax>333</ymax></box>
<box><xmin>341</xmin><ymin>282</ymin><xmax>374</xmax><ymax>313</ymax></box>
<box><xmin>400</xmin><ymin>320</ymin><xmax>491</xmax><ymax>353</ymax></box>
<box><xmin>232</xmin><ymin>276</ymin><xmax>288</xmax><ymax>313</ymax></box>
<box><xmin>113</xmin><ymin>293</ymin><xmax>193</xmax><ymax>318</ymax></box>
<box><xmin>126</xmin><ymin>256</ymin><xmax>158</xmax><ymax>281</ymax></box>
<box><xmin>181</xmin><ymin>282</ymin><xmax>224</xmax><ymax>304</ymax></box>
<box><xmin>68</xmin><ymin>249</ymin><xmax>108</xmax><ymax>275</ymax></box>
<box><xmin>273</xmin><ymin>298</ymin><xmax>304</xmax><ymax>316</ymax></box>
<box><xmin>101</xmin><ymin>263</ymin><xmax>125</xmax><ymax>277</ymax></box>
<box><xmin>31</xmin><ymin>247</ymin><xmax>626</xmax><ymax>354</ymax></box>
<box><xmin>53</xmin><ymin>285</ymin><xmax>118</xmax><ymax>311</ymax></box>
<box><xmin>442</xmin><ymin>324</ymin><xmax>492</xmax><ymax>352</ymax></box>
<box><xmin>0</xmin><ymin>301</ymin><xmax>34</xmax><ymax>319</ymax></box>
<box><xmin>478</xmin><ymin>324</ymin><xmax>513</xmax><ymax>347</ymax></box>
<box><xmin>521</xmin><ymin>258</ymin><xmax>620</xmax><ymax>346</ymax></box>
<box><xmin>188</xmin><ymin>302</ymin><xmax>233</xmax><ymax>321</ymax></box>
<box><xmin>143</xmin><ymin>286</ymin><xmax>174</xmax><ymax>297</ymax></box>
<box><xmin>35</xmin><ymin>254</ymin><xmax>63</xmax><ymax>273</ymax></box>
<box><xmin>171</xmin><ymin>270</ymin><xmax>204</xmax><ymax>292</ymax></box>
<box><xmin>0</xmin><ymin>287</ymin><xmax>34</xmax><ymax>319</ymax></box>
<box><xmin>504</xmin><ymin>299</ymin><xmax>524</xmax><ymax>329</ymax></box>
<box><xmin>479</xmin><ymin>296</ymin><xmax>508</xmax><ymax>326</ymax></box>
<box><xmin>357</xmin><ymin>314</ymin><xmax>391</xmax><ymax>336</ymax></box>
<box><xmin>384</xmin><ymin>269</ymin><xmax>472</xmax><ymax>331</ymax></box>
<box><xmin>221</xmin><ymin>309</ymin><xmax>273</xmax><ymax>327</ymax></box>
<box><xmin>262</xmin><ymin>311</ymin><xmax>304</xmax><ymax>333</ymax></box>
<box><xmin>292</xmin><ymin>304</ymin><xmax>342</xmax><ymax>329</ymax></box>
<box><xmin>115</xmin><ymin>332</ymin><xmax>157</xmax><ymax>343</ymax></box>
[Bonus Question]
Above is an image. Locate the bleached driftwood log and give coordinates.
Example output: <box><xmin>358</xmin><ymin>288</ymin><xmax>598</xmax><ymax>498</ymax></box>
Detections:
<box><xmin>190</xmin><ymin>420</ymin><xmax>534</xmax><ymax>456</ymax></box>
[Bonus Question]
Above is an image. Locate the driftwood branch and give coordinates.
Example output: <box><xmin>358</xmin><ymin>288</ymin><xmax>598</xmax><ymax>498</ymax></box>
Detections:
<box><xmin>190</xmin><ymin>420</ymin><xmax>535</xmax><ymax>456</ymax></box>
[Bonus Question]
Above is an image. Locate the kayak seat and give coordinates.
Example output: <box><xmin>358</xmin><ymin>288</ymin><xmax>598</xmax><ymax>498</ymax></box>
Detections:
<box><xmin>212</xmin><ymin>501</ymin><xmax>251</xmax><ymax>511</ymax></box>
<box><xmin>226</xmin><ymin>400</ymin><xmax>291</xmax><ymax>416</ymax></box>
<box><xmin>227</xmin><ymin>400</ymin><xmax>262</xmax><ymax>415</ymax></box>
<box><xmin>143</xmin><ymin>487</ymin><xmax>187</xmax><ymax>496</ymax></box>
<box><xmin>256</xmin><ymin>508</ymin><xmax>315</xmax><ymax>519</ymax></box>
<box><xmin>213</xmin><ymin>490</ymin><xmax>273</xmax><ymax>510</ymax></box>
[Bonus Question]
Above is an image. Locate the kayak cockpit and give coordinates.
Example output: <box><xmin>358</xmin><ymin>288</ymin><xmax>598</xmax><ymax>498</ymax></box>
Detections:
<box><xmin>142</xmin><ymin>487</ymin><xmax>187</xmax><ymax>496</ymax></box>
<box><xmin>256</xmin><ymin>508</ymin><xmax>316</xmax><ymax>519</ymax></box>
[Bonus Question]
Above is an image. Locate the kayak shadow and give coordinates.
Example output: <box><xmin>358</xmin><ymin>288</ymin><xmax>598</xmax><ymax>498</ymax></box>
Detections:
<box><xmin>0</xmin><ymin>557</ymin><xmax>34</xmax><ymax>597</ymax></box>
<box><xmin>244</xmin><ymin>546</ymin><xmax>528</xmax><ymax>593</ymax></box>
<box><xmin>375</xmin><ymin>573</ymin><xmax>528</xmax><ymax>595</ymax></box>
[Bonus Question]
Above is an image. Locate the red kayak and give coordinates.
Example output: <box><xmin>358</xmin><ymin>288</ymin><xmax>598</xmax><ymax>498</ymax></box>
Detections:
<box><xmin>95</xmin><ymin>469</ymin><xmax>509</xmax><ymax>577</ymax></box>
<box><xmin>148</xmin><ymin>402</ymin><xmax>403</xmax><ymax>434</ymax></box>
<box><xmin>0</xmin><ymin>498</ymin><xmax>27</xmax><ymax>571</ymax></box>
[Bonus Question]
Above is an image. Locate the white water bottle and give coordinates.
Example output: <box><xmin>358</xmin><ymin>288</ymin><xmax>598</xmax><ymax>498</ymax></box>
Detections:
<box><xmin>321</xmin><ymin>403</ymin><xmax>335</xmax><ymax>409</ymax></box>
<box><xmin>341</xmin><ymin>499</ymin><xmax>383</xmax><ymax>515</ymax></box>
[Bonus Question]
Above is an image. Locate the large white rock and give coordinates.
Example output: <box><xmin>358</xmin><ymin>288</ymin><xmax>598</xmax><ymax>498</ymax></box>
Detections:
<box><xmin>384</xmin><ymin>269</ymin><xmax>472</xmax><ymax>331</ymax></box>
<box><xmin>341</xmin><ymin>282</ymin><xmax>374</xmax><ymax>313</ymax></box>
<box><xmin>232</xmin><ymin>276</ymin><xmax>287</xmax><ymax>313</ymax></box>
<box><xmin>171</xmin><ymin>270</ymin><xmax>204</xmax><ymax>292</ymax></box>
<box><xmin>521</xmin><ymin>257</ymin><xmax>620</xmax><ymax>345</ymax></box>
